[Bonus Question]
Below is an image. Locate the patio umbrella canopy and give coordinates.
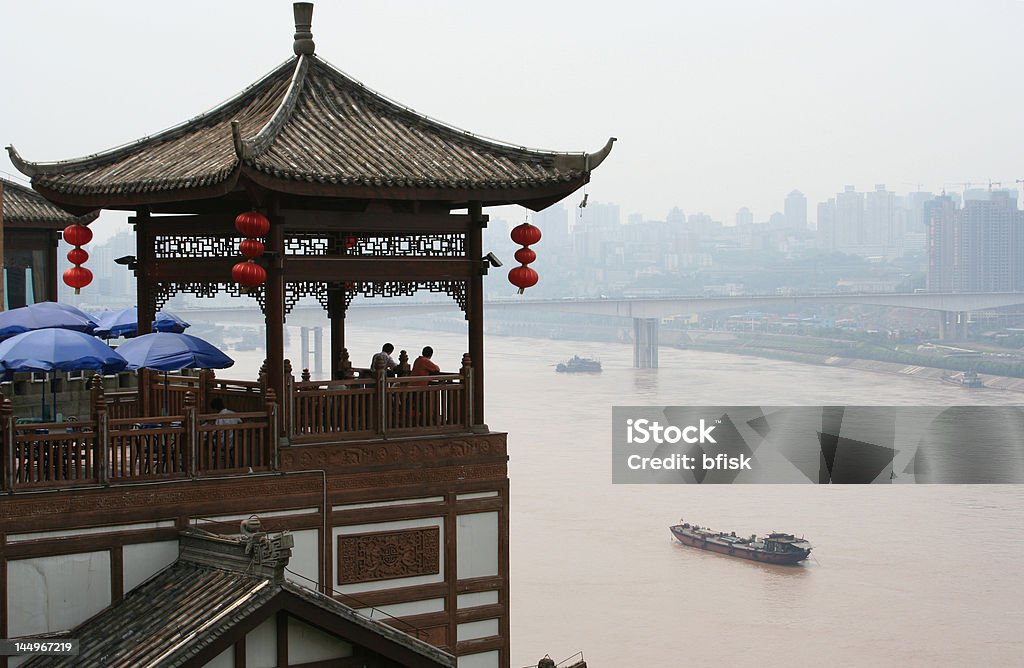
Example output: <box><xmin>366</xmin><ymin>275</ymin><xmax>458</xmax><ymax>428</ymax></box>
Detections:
<box><xmin>94</xmin><ymin>306</ymin><xmax>190</xmax><ymax>339</ymax></box>
<box><xmin>115</xmin><ymin>332</ymin><xmax>233</xmax><ymax>372</ymax></box>
<box><xmin>0</xmin><ymin>328</ymin><xmax>126</xmax><ymax>373</ymax></box>
<box><xmin>0</xmin><ymin>328</ymin><xmax>127</xmax><ymax>419</ymax></box>
<box><xmin>0</xmin><ymin>302</ymin><xmax>98</xmax><ymax>340</ymax></box>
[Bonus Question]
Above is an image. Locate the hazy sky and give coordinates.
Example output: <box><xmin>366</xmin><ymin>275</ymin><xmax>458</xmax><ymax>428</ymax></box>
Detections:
<box><xmin>3</xmin><ymin>0</ymin><xmax>1022</xmax><ymax>241</ymax></box>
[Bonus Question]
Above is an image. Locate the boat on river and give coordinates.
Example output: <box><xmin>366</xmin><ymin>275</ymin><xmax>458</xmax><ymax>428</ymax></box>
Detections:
<box><xmin>670</xmin><ymin>521</ymin><xmax>812</xmax><ymax>565</ymax></box>
<box><xmin>941</xmin><ymin>371</ymin><xmax>984</xmax><ymax>388</ymax></box>
<box><xmin>555</xmin><ymin>355</ymin><xmax>602</xmax><ymax>373</ymax></box>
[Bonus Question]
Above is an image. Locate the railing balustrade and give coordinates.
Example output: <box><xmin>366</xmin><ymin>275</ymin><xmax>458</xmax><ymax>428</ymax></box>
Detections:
<box><xmin>0</xmin><ymin>353</ymin><xmax>476</xmax><ymax>492</ymax></box>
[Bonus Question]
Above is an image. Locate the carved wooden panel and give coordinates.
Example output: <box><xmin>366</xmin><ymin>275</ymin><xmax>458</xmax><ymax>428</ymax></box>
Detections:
<box><xmin>337</xmin><ymin>526</ymin><xmax>440</xmax><ymax>585</ymax></box>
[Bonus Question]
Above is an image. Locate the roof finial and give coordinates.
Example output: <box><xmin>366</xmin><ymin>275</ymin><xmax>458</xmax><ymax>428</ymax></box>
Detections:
<box><xmin>293</xmin><ymin>2</ymin><xmax>315</xmax><ymax>56</ymax></box>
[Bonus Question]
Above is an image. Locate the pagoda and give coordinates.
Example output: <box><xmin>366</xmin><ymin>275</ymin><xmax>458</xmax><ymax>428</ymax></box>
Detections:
<box><xmin>1</xmin><ymin>4</ymin><xmax>612</xmax><ymax>667</ymax></box>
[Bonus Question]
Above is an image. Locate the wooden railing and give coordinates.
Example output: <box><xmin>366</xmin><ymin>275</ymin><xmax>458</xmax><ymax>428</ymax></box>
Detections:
<box><xmin>1</xmin><ymin>377</ymin><xmax>278</xmax><ymax>492</ymax></box>
<box><xmin>1</xmin><ymin>351</ymin><xmax>477</xmax><ymax>490</ymax></box>
<box><xmin>5</xmin><ymin>420</ymin><xmax>98</xmax><ymax>488</ymax></box>
<box><xmin>291</xmin><ymin>353</ymin><xmax>474</xmax><ymax>440</ymax></box>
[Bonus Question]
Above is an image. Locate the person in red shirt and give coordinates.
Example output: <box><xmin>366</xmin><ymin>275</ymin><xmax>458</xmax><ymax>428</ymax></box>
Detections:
<box><xmin>411</xmin><ymin>346</ymin><xmax>441</xmax><ymax>386</ymax></box>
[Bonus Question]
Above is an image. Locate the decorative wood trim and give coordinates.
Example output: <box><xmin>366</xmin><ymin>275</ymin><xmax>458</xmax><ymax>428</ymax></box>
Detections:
<box><xmin>110</xmin><ymin>545</ymin><xmax>124</xmax><ymax>602</ymax></box>
<box><xmin>337</xmin><ymin>527</ymin><xmax>440</xmax><ymax>585</ymax></box>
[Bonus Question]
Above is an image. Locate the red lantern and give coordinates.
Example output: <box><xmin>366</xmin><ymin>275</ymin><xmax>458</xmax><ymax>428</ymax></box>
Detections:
<box><xmin>232</xmin><ymin>261</ymin><xmax>267</xmax><ymax>289</ymax></box>
<box><xmin>509</xmin><ymin>220</ymin><xmax>541</xmax><ymax>294</ymax></box>
<box><xmin>63</xmin><ymin>266</ymin><xmax>93</xmax><ymax>293</ymax></box>
<box><xmin>235</xmin><ymin>211</ymin><xmax>270</xmax><ymax>238</ymax></box>
<box><xmin>67</xmin><ymin>248</ymin><xmax>89</xmax><ymax>265</ymax></box>
<box><xmin>63</xmin><ymin>223</ymin><xmax>93</xmax><ymax>293</ymax></box>
<box><xmin>239</xmin><ymin>238</ymin><xmax>265</xmax><ymax>259</ymax></box>
<box><xmin>508</xmin><ymin>266</ymin><xmax>538</xmax><ymax>293</ymax></box>
<box><xmin>514</xmin><ymin>247</ymin><xmax>536</xmax><ymax>265</ymax></box>
<box><xmin>510</xmin><ymin>222</ymin><xmax>542</xmax><ymax>246</ymax></box>
<box><xmin>63</xmin><ymin>224</ymin><xmax>93</xmax><ymax>246</ymax></box>
<box><xmin>344</xmin><ymin>236</ymin><xmax>358</xmax><ymax>249</ymax></box>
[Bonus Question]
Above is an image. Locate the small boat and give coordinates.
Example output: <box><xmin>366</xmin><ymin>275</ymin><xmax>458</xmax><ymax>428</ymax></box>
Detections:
<box><xmin>555</xmin><ymin>355</ymin><xmax>602</xmax><ymax>373</ymax></box>
<box><xmin>941</xmin><ymin>371</ymin><xmax>984</xmax><ymax>388</ymax></box>
<box><xmin>670</xmin><ymin>521</ymin><xmax>812</xmax><ymax>565</ymax></box>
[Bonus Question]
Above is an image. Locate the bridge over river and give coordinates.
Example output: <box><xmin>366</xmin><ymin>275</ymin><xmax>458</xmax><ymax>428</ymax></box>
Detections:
<box><xmin>180</xmin><ymin>292</ymin><xmax>1024</xmax><ymax>368</ymax></box>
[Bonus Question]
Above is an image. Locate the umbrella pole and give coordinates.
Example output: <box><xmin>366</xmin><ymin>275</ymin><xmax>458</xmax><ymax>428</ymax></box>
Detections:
<box><xmin>41</xmin><ymin>372</ymin><xmax>46</xmax><ymax>420</ymax></box>
<box><xmin>52</xmin><ymin>370</ymin><xmax>58</xmax><ymax>421</ymax></box>
<box><xmin>164</xmin><ymin>371</ymin><xmax>169</xmax><ymax>416</ymax></box>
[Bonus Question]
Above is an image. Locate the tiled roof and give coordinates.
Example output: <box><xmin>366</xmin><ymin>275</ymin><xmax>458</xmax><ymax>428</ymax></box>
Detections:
<box><xmin>22</xmin><ymin>531</ymin><xmax>454</xmax><ymax>668</ymax></box>
<box><xmin>8</xmin><ymin>54</ymin><xmax>613</xmax><ymax>210</ymax></box>
<box><xmin>0</xmin><ymin>177</ymin><xmax>98</xmax><ymax>227</ymax></box>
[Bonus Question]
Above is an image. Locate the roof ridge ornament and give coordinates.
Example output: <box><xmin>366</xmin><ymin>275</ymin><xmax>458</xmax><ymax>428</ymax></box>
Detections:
<box><xmin>293</xmin><ymin>2</ymin><xmax>315</xmax><ymax>56</ymax></box>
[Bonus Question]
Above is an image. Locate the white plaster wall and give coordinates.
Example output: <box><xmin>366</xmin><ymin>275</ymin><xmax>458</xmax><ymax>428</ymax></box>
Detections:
<box><xmin>457</xmin><ymin>619</ymin><xmax>500</xmax><ymax>642</ymax></box>
<box><xmin>457</xmin><ymin>649</ymin><xmax>499</xmax><ymax>668</ymax></box>
<box><xmin>7</xmin><ymin>551</ymin><xmax>111</xmax><ymax>637</ymax></box>
<box><xmin>457</xmin><ymin>591</ymin><xmax>499</xmax><ymax>609</ymax></box>
<box><xmin>123</xmin><ymin>540</ymin><xmax>179</xmax><ymax>593</ymax></box>
<box><xmin>333</xmin><ymin>517</ymin><xmax>444</xmax><ymax>594</ymax></box>
<box><xmin>288</xmin><ymin>617</ymin><xmax>353</xmax><ymax>664</ymax></box>
<box><xmin>204</xmin><ymin>645</ymin><xmax>234</xmax><ymax>668</ymax></box>
<box><xmin>456</xmin><ymin>512</ymin><xmax>499</xmax><ymax>579</ymax></box>
<box><xmin>357</xmin><ymin>597</ymin><xmax>445</xmax><ymax>619</ymax></box>
<box><xmin>245</xmin><ymin>616</ymin><xmax>277</xmax><ymax>668</ymax></box>
<box><xmin>284</xmin><ymin>529</ymin><xmax>320</xmax><ymax>589</ymax></box>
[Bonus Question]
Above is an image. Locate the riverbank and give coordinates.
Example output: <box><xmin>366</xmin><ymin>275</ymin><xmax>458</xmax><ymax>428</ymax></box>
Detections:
<box><xmin>675</xmin><ymin>333</ymin><xmax>1024</xmax><ymax>392</ymax></box>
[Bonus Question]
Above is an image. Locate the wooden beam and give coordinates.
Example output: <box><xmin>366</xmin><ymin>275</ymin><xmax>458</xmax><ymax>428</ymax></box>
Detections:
<box><xmin>144</xmin><ymin>257</ymin><xmax>478</xmax><ymax>283</ymax></box>
<box><xmin>134</xmin><ymin>211</ymin><xmax>477</xmax><ymax>237</ymax></box>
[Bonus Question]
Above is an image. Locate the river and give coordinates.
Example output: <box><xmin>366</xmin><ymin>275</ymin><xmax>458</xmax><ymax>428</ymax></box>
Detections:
<box><xmin>218</xmin><ymin>321</ymin><xmax>1024</xmax><ymax>667</ymax></box>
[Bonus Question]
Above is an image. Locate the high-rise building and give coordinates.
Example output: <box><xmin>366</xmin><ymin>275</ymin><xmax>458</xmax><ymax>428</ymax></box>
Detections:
<box><xmin>926</xmin><ymin>191</ymin><xmax>1024</xmax><ymax>292</ymax></box>
<box><xmin>835</xmin><ymin>186</ymin><xmax>864</xmax><ymax>249</ymax></box>
<box><xmin>925</xmin><ymin>195</ymin><xmax>958</xmax><ymax>292</ymax></box>
<box><xmin>865</xmin><ymin>184</ymin><xmax>896</xmax><ymax>248</ymax></box>
<box><xmin>784</xmin><ymin>190</ymin><xmax>807</xmax><ymax>229</ymax></box>
<box><xmin>735</xmin><ymin>207</ymin><xmax>753</xmax><ymax>227</ymax></box>
<box><xmin>816</xmin><ymin>198</ymin><xmax>836</xmax><ymax>250</ymax></box>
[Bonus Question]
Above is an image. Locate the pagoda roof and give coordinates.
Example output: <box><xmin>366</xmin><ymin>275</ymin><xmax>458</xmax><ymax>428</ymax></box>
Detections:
<box><xmin>22</xmin><ymin>529</ymin><xmax>454</xmax><ymax>668</ymax></box>
<box><xmin>0</xmin><ymin>177</ymin><xmax>98</xmax><ymax>228</ymax></box>
<box><xmin>7</xmin><ymin>5</ymin><xmax>613</xmax><ymax>213</ymax></box>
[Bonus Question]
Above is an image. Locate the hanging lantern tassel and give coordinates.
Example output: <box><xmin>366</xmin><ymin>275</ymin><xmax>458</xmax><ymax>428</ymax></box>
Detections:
<box><xmin>508</xmin><ymin>221</ymin><xmax>542</xmax><ymax>294</ymax></box>
<box><xmin>62</xmin><ymin>223</ymin><xmax>94</xmax><ymax>294</ymax></box>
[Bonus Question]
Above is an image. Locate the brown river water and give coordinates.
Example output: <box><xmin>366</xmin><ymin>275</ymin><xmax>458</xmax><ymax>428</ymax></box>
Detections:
<box><xmin>222</xmin><ymin>323</ymin><xmax>1024</xmax><ymax>667</ymax></box>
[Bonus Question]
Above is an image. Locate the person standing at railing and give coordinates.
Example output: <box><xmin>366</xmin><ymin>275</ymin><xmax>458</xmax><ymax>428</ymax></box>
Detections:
<box><xmin>410</xmin><ymin>346</ymin><xmax>443</xmax><ymax>426</ymax></box>
<box><xmin>410</xmin><ymin>346</ymin><xmax>441</xmax><ymax>387</ymax></box>
<box><xmin>371</xmin><ymin>343</ymin><xmax>398</xmax><ymax>377</ymax></box>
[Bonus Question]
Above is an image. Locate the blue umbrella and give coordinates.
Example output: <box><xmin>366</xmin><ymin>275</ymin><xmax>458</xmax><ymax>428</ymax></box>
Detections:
<box><xmin>94</xmin><ymin>306</ymin><xmax>190</xmax><ymax>339</ymax></box>
<box><xmin>115</xmin><ymin>333</ymin><xmax>233</xmax><ymax>371</ymax></box>
<box><xmin>0</xmin><ymin>302</ymin><xmax>98</xmax><ymax>340</ymax></box>
<box><xmin>0</xmin><ymin>328</ymin><xmax>127</xmax><ymax>419</ymax></box>
<box><xmin>116</xmin><ymin>333</ymin><xmax>233</xmax><ymax>415</ymax></box>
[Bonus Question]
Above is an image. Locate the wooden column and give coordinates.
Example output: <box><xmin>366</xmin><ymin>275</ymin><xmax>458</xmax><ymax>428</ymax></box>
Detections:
<box><xmin>265</xmin><ymin>209</ymin><xmax>286</xmax><ymax>433</ymax></box>
<box><xmin>328</xmin><ymin>286</ymin><xmax>346</xmax><ymax>379</ymax></box>
<box><xmin>134</xmin><ymin>210</ymin><xmax>155</xmax><ymax>336</ymax></box>
<box><xmin>468</xmin><ymin>202</ymin><xmax>486</xmax><ymax>427</ymax></box>
<box><xmin>46</xmin><ymin>229</ymin><xmax>59</xmax><ymax>303</ymax></box>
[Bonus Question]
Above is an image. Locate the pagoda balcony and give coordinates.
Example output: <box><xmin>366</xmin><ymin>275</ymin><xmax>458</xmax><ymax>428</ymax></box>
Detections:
<box><xmin>1</xmin><ymin>353</ymin><xmax>479</xmax><ymax>493</ymax></box>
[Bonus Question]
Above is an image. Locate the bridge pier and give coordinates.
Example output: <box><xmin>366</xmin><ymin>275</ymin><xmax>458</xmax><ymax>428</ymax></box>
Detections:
<box><xmin>634</xmin><ymin>318</ymin><xmax>659</xmax><ymax>368</ymax></box>
<box><xmin>938</xmin><ymin>311</ymin><xmax>968</xmax><ymax>341</ymax></box>
<box><xmin>300</xmin><ymin>326</ymin><xmax>324</xmax><ymax>376</ymax></box>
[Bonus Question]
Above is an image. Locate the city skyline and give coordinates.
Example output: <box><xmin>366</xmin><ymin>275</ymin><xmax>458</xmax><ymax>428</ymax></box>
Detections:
<box><xmin>2</xmin><ymin>0</ymin><xmax>1023</xmax><ymax>243</ymax></box>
